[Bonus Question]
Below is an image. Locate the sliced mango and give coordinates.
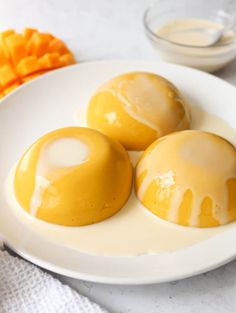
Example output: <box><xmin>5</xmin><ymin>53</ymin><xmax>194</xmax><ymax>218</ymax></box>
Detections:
<box><xmin>0</xmin><ymin>29</ymin><xmax>15</xmax><ymax>39</ymax></box>
<box><xmin>0</xmin><ymin>64</ymin><xmax>19</xmax><ymax>87</ymax></box>
<box><xmin>48</xmin><ymin>38</ymin><xmax>69</xmax><ymax>54</ymax></box>
<box><xmin>26</xmin><ymin>32</ymin><xmax>53</xmax><ymax>57</ymax></box>
<box><xmin>16</xmin><ymin>56</ymin><xmax>41</xmax><ymax>77</ymax></box>
<box><xmin>0</xmin><ymin>27</ymin><xmax>76</xmax><ymax>97</ymax></box>
<box><xmin>22</xmin><ymin>72</ymin><xmax>44</xmax><ymax>83</ymax></box>
<box><xmin>0</xmin><ymin>48</ymin><xmax>9</xmax><ymax>67</ymax></box>
<box><xmin>0</xmin><ymin>30</ymin><xmax>15</xmax><ymax>61</ymax></box>
<box><xmin>3</xmin><ymin>81</ymin><xmax>20</xmax><ymax>95</ymax></box>
<box><xmin>59</xmin><ymin>53</ymin><xmax>75</xmax><ymax>66</ymax></box>
<box><xmin>23</xmin><ymin>28</ymin><xmax>38</xmax><ymax>41</ymax></box>
<box><xmin>5</xmin><ymin>34</ymin><xmax>27</xmax><ymax>65</ymax></box>
<box><xmin>38</xmin><ymin>53</ymin><xmax>60</xmax><ymax>70</ymax></box>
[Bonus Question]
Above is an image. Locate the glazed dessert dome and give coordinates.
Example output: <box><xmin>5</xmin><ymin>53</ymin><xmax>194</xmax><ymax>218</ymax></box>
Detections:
<box><xmin>135</xmin><ymin>130</ymin><xmax>236</xmax><ymax>227</ymax></box>
<box><xmin>87</xmin><ymin>72</ymin><xmax>190</xmax><ymax>150</ymax></box>
<box><xmin>14</xmin><ymin>127</ymin><xmax>133</xmax><ymax>226</ymax></box>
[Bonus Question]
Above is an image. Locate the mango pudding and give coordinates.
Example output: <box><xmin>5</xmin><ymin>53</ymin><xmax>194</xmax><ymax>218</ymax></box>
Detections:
<box><xmin>87</xmin><ymin>72</ymin><xmax>190</xmax><ymax>151</ymax></box>
<box><xmin>14</xmin><ymin>127</ymin><xmax>132</xmax><ymax>226</ymax></box>
<box><xmin>135</xmin><ymin>130</ymin><xmax>236</xmax><ymax>228</ymax></box>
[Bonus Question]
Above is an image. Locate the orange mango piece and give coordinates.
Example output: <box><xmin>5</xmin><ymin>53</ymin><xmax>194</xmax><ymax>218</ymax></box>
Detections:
<box><xmin>16</xmin><ymin>56</ymin><xmax>41</xmax><ymax>77</ymax></box>
<box><xmin>3</xmin><ymin>81</ymin><xmax>20</xmax><ymax>95</ymax></box>
<box><xmin>26</xmin><ymin>32</ymin><xmax>53</xmax><ymax>57</ymax></box>
<box><xmin>0</xmin><ymin>29</ymin><xmax>15</xmax><ymax>61</ymax></box>
<box><xmin>0</xmin><ymin>29</ymin><xmax>15</xmax><ymax>40</ymax></box>
<box><xmin>0</xmin><ymin>64</ymin><xmax>19</xmax><ymax>87</ymax></box>
<box><xmin>0</xmin><ymin>27</ymin><xmax>76</xmax><ymax>98</ymax></box>
<box><xmin>38</xmin><ymin>53</ymin><xmax>61</xmax><ymax>70</ymax></box>
<box><xmin>0</xmin><ymin>48</ymin><xmax>9</xmax><ymax>67</ymax></box>
<box><xmin>48</xmin><ymin>38</ymin><xmax>70</xmax><ymax>54</ymax></box>
<box><xmin>59</xmin><ymin>53</ymin><xmax>76</xmax><ymax>67</ymax></box>
<box><xmin>5</xmin><ymin>34</ymin><xmax>27</xmax><ymax>65</ymax></box>
<box><xmin>23</xmin><ymin>28</ymin><xmax>38</xmax><ymax>41</ymax></box>
<box><xmin>22</xmin><ymin>72</ymin><xmax>45</xmax><ymax>83</ymax></box>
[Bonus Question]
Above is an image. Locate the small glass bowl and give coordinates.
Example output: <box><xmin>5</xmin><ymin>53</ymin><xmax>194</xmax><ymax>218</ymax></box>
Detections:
<box><xmin>143</xmin><ymin>0</ymin><xmax>236</xmax><ymax>72</ymax></box>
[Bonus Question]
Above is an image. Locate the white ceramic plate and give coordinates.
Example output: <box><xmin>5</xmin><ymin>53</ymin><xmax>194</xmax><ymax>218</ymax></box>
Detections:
<box><xmin>1</xmin><ymin>60</ymin><xmax>236</xmax><ymax>285</ymax></box>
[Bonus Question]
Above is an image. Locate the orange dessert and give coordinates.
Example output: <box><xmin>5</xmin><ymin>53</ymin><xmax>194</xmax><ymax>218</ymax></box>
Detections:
<box><xmin>135</xmin><ymin>130</ymin><xmax>236</xmax><ymax>227</ymax></box>
<box><xmin>14</xmin><ymin>127</ymin><xmax>132</xmax><ymax>226</ymax></box>
<box><xmin>87</xmin><ymin>72</ymin><xmax>190</xmax><ymax>150</ymax></box>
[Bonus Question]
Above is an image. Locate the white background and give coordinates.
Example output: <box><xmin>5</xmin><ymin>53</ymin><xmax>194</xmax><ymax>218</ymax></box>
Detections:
<box><xmin>1</xmin><ymin>0</ymin><xmax>236</xmax><ymax>312</ymax></box>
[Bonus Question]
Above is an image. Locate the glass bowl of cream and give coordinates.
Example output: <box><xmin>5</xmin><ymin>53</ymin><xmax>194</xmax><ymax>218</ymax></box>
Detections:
<box><xmin>143</xmin><ymin>0</ymin><xmax>236</xmax><ymax>72</ymax></box>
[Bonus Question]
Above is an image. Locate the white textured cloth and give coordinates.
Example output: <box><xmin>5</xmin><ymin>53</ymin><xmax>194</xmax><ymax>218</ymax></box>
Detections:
<box><xmin>0</xmin><ymin>249</ymin><xmax>107</xmax><ymax>313</ymax></box>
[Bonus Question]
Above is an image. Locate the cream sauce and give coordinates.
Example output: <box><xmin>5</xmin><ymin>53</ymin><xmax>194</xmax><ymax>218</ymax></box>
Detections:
<box><xmin>100</xmin><ymin>73</ymin><xmax>188</xmax><ymax>136</ymax></box>
<box><xmin>157</xmin><ymin>19</ymin><xmax>226</xmax><ymax>47</ymax></box>
<box><xmin>30</xmin><ymin>138</ymin><xmax>89</xmax><ymax>216</ymax></box>
<box><xmin>45</xmin><ymin>138</ymin><xmax>89</xmax><ymax>168</ymax></box>
<box><xmin>155</xmin><ymin>19</ymin><xmax>236</xmax><ymax>72</ymax></box>
<box><xmin>5</xmin><ymin>105</ymin><xmax>236</xmax><ymax>256</ymax></box>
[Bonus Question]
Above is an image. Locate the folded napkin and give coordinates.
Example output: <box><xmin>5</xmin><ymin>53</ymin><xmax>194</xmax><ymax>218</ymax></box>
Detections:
<box><xmin>0</xmin><ymin>248</ymin><xmax>108</xmax><ymax>313</ymax></box>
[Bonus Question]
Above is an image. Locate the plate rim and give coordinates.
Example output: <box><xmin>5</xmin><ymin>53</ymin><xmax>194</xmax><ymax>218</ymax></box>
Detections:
<box><xmin>5</xmin><ymin>239</ymin><xmax>236</xmax><ymax>285</ymax></box>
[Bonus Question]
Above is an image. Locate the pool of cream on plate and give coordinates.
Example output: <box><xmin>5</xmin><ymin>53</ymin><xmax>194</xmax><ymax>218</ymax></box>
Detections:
<box><xmin>5</xmin><ymin>104</ymin><xmax>236</xmax><ymax>256</ymax></box>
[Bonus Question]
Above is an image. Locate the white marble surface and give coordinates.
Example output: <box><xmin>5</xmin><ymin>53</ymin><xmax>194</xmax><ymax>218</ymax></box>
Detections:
<box><xmin>2</xmin><ymin>0</ymin><xmax>236</xmax><ymax>312</ymax></box>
